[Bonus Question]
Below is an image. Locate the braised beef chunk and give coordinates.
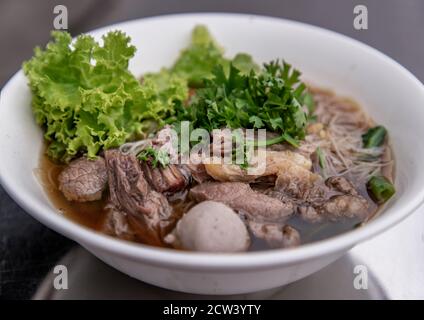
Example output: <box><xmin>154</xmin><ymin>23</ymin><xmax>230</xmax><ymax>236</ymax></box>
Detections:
<box><xmin>141</xmin><ymin>163</ymin><xmax>190</xmax><ymax>193</ymax></box>
<box><xmin>298</xmin><ymin>195</ymin><xmax>368</xmax><ymax>223</ymax></box>
<box><xmin>248</xmin><ymin>220</ymin><xmax>300</xmax><ymax>248</ymax></box>
<box><xmin>101</xmin><ymin>207</ymin><xmax>136</xmax><ymax>241</ymax></box>
<box><xmin>275</xmin><ymin>174</ymin><xmax>327</xmax><ymax>202</ymax></box>
<box><xmin>325</xmin><ymin>176</ymin><xmax>358</xmax><ymax>195</ymax></box>
<box><xmin>274</xmin><ymin>175</ymin><xmax>369</xmax><ymax>223</ymax></box>
<box><xmin>185</xmin><ymin>163</ymin><xmax>211</xmax><ymax>183</ymax></box>
<box><xmin>105</xmin><ymin>149</ymin><xmax>175</xmax><ymax>246</ymax></box>
<box><xmin>320</xmin><ymin>194</ymin><xmax>368</xmax><ymax>220</ymax></box>
<box><xmin>298</xmin><ymin>206</ymin><xmax>323</xmax><ymax>223</ymax></box>
<box><xmin>189</xmin><ymin>182</ymin><xmax>295</xmax><ymax>221</ymax></box>
<box><xmin>58</xmin><ymin>157</ymin><xmax>108</xmax><ymax>202</ymax></box>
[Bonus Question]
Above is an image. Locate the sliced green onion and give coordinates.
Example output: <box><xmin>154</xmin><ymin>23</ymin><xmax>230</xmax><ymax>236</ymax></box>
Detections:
<box><xmin>316</xmin><ymin>147</ymin><xmax>326</xmax><ymax>170</ymax></box>
<box><xmin>281</xmin><ymin>133</ymin><xmax>300</xmax><ymax>147</ymax></box>
<box><xmin>251</xmin><ymin>133</ymin><xmax>299</xmax><ymax>148</ymax></box>
<box><xmin>362</xmin><ymin>126</ymin><xmax>387</xmax><ymax>148</ymax></box>
<box><xmin>303</xmin><ymin>92</ymin><xmax>315</xmax><ymax>114</ymax></box>
<box><xmin>316</xmin><ymin>146</ymin><xmax>327</xmax><ymax>178</ymax></box>
<box><xmin>367</xmin><ymin>175</ymin><xmax>395</xmax><ymax>204</ymax></box>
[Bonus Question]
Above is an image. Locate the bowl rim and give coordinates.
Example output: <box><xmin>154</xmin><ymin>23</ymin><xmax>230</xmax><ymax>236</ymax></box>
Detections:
<box><xmin>2</xmin><ymin>12</ymin><xmax>424</xmax><ymax>271</ymax></box>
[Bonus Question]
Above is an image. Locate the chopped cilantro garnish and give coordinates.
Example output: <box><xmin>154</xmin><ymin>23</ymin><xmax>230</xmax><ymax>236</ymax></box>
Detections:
<box><xmin>177</xmin><ymin>60</ymin><xmax>309</xmax><ymax>146</ymax></box>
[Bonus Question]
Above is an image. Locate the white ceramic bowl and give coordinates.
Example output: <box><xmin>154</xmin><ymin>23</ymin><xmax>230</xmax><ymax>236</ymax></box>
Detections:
<box><xmin>1</xmin><ymin>13</ymin><xmax>424</xmax><ymax>295</ymax></box>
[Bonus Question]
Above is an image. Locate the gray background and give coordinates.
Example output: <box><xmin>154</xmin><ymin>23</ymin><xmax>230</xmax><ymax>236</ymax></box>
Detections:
<box><xmin>0</xmin><ymin>0</ymin><xmax>423</xmax><ymax>299</ymax></box>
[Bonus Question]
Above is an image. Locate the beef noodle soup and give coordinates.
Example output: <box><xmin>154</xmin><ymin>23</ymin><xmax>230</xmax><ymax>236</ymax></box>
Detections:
<box><xmin>25</xmin><ymin>26</ymin><xmax>395</xmax><ymax>252</ymax></box>
<box><xmin>36</xmin><ymin>87</ymin><xmax>394</xmax><ymax>252</ymax></box>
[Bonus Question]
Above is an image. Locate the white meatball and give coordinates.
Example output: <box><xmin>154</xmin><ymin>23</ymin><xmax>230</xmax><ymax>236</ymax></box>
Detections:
<box><xmin>166</xmin><ymin>201</ymin><xmax>250</xmax><ymax>252</ymax></box>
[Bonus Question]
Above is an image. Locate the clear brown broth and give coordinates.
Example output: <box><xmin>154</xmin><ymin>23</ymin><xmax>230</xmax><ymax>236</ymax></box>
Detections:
<box><xmin>37</xmin><ymin>154</ymin><xmax>108</xmax><ymax>231</ymax></box>
<box><xmin>37</xmin><ymin>151</ymin><xmax>385</xmax><ymax>251</ymax></box>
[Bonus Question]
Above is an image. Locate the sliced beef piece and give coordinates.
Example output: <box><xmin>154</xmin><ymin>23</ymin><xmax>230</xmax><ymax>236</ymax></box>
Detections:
<box><xmin>138</xmin><ymin>126</ymin><xmax>210</xmax><ymax>192</ymax></box>
<box><xmin>298</xmin><ymin>206</ymin><xmax>324</xmax><ymax>223</ymax></box>
<box><xmin>248</xmin><ymin>220</ymin><xmax>300</xmax><ymax>248</ymax></box>
<box><xmin>275</xmin><ymin>174</ymin><xmax>328</xmax><ymax>202</ymax></box>
<box><xmin>319</xmin><ymin>194</ymin><xmax>369</xmax><ymax>220</ymax></box>
<box><xmin>269</xmin><ymin>167</ymin><xmax>370</xmax><ymax>223</ymax></box>
<box><xmin>276</xmin><ymin>175</ymin><xmax>369</xmax><ymax>223</ymax></box>
<box><xmin>58</xmin><ymin>157</ymin><xmax>108</xmax><ymax>202</ymax></box>
<box><xmin>264</xmin><ymin>189</ymin><xmax>291</xmax><ymax>201</ymax></box>
<box><xmin>184</xmin><ymin>163</ymin><xmax>211</xmax><ymax>183</ymax></box>
<box><xmin>105</xmin><ymin>149</ymin><xmax>175</xmax><ymax>246</ymax></box>
<box><xmin>251</xmin><ymin>176</ymin><xmax>277</xmax><ymax>190</ymax></box>
<box><xmin>140</xmin><ymin>161</ymin><xmax>210</xmax><ymax>194</ymax></box>
<box><xmin>325</xmin><ymin>176</ymin><xmax>358</xmax><ymax>195</ymax></box>
<box><xmin>189</xmin><ymin>182</ymin><xmax>295</xmax><ymax>221</ymax></box>
<box><xmin>261</xmin><ymin>189</ymin><xmax>298</xmax><ymax>211</ymax></box>
<box><xmin>298</xmin><ymin>194</ymin><xmax>369</xmax><ymax>223</ymax></box>
<box><xmin>141</xmin><ymin>163</ymin><xmax>190</xmax><ymax>194</ymax></box>
<box><xmin>318</xmin><ymin>177</ymin><xmax>369</xmax><ymax>221</ymax></box>
<box><xmin>101</xmin><ymin>207</ymin><xmax>136</xmax><ymax>241</ymax></box>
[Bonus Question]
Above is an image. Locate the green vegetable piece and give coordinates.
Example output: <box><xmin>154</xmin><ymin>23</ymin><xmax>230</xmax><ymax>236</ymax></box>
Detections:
<box><xmin>23</xmin><ymin>31</ymin><xmax>188</xmax><ymax>162</ymax></box>
<box><xmin>178</xmin><ymin>59</ymin><xmax>308</xmax><ymax>144</ymax></box>
<box><xmin>171</xmin><ymin>25</ymin><xmax>227</xmax><ymax>87</ymax></box>
<box><xmin>362</xmin><ymin>126</ymin><xmax>387</xmax><ymax>148</ymax></box>
<box><xmin>138</xmin><ymin>146</ymin><xmax>170</xmax><ymax>168</ymax></box>
<box><xmin>367</xmin><ymin>175</ymin><xmax>395</xmax><ymax>204</ymax></box>
<box><xmin>316</xmin><ymin>147</ymin><xmax>326</xmax><ymax>170</ymax></box>
<box><xmin>232</xmin><ymin>53</ymin><xmax>260</xmax><ymax>75</ymax></box>
<box><xmin>316</xmin><ymin>146</ymin><xmax>327</xmax><ymax>178</ymax></box>
<box><xmin>170</xmin><ymin>26</ymin><xmax>260</xmax><ymax>87</ymax></box>
<box><xmin>303</xmin><ymin>92</ymin><xmax>315</xmax><ymax>120</ymax></box>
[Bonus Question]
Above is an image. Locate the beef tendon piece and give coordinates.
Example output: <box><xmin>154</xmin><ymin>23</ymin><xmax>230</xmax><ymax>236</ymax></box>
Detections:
<box><xmin>189</xmin><ymin>182</ymin><xmax>295</xmax><ymax>221</ymax></box>
<box><xmin>141</xmin><ymin>163</ymin><xmax>190</xmax><ymax>194</ymax></box>
<box><xmin>58</xmin><ymin>156</ymin><xmax>108</xmax><ymax>202</ymax></box>
<box><xmin>204</xmin><ymin>150</ymin><xmax>315</xmax><ymax>183</ymax></box>
<box><xmin>105</xmin><ymin>149</ymin><xmax>175</xmax><ymax>246</ymax></box>
<box><xmin>248</xmin><ymin>220</ymin><xmax>301</xmax><ymax>248</ymax></box>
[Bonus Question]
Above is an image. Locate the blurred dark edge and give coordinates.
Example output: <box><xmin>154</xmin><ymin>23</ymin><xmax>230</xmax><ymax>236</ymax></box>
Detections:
<box><xmin>0</xmin><ymin>0</ymin><xmax>423</xmax><ymax>300</ymax></box>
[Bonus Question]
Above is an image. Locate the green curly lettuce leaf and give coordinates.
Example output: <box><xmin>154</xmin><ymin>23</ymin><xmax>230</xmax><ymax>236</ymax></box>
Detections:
<box><xmin>231</xmin><ymin>53</ymin><xmax>260</xmax><ymax>75</ymax></box>
<box><xmin>170</xmin><ymin>25</ymin><xmax>227</xmax><ymax>87</ymax></box>
<box><xmin>23</xmin><ymin>31</ymin><xmax>188</xmax><ymax>162</ymax></box>
<box><xmin>146</xmin><ymin>25</ymin><xmax>258</xmax><ymax>89</ymax></box>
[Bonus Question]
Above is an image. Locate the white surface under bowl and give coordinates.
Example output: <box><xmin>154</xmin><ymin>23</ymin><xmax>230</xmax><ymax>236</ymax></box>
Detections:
<box><xmin>1</xmin><ymin>13</ymin><xmax>424</xmax><ymax>295</ymax></box>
